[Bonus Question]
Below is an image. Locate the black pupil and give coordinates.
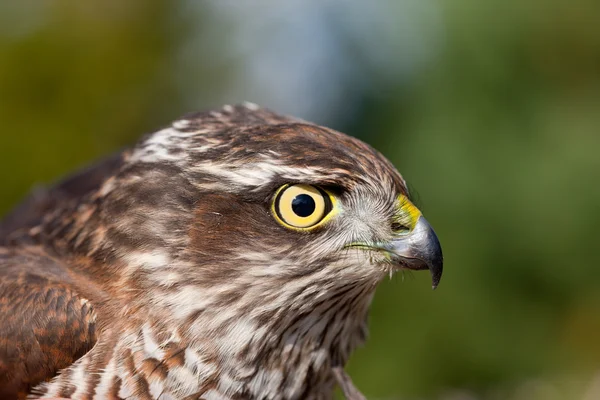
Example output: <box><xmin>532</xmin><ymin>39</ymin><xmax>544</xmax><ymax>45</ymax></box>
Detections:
<box><xmin>292</xmin><ymin>194</ymin><xmax>316</xmax><ymax>217</ymax></box>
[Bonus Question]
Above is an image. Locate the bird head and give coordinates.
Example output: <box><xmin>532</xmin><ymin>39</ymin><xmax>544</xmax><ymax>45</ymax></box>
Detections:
<box><xmin>66</xmin><ymin>104</ymin><xmax>442</xmax><ymax>373</ymax></box>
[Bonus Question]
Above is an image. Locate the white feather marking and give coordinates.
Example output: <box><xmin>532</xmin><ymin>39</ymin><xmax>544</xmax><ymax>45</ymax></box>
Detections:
<box><xmin>39</xmin><ymin>382</ymin><xmax>59</xmax><ymax>398</ymax></box>
<box><xmin>172</xmin><ymin>119</ymin><xmax>190</xmax><ymax>129</ymax></box>
<box><xmin>152</xmin><ymin>270</ymin><xmax>183</xmax><ymax>286</ymax></box>
<box><xmin>190</xmin><ymin>161</ymin><xmax>338</xmax><ymax>191</ymax></box>
<box><xmin>129</xmin><ymin>127</ymin><xmax>193</xmax><ymax>163</ymax></box>
<box><xmin>216</xmin><ymin>371</ymin><xmax>245</xmax><ymax>396</ymax></box>
<box><xmin>98</xmin><ymin>177</ymin><xmax>117</xmax><ymax>196</ymax></box>
<box><xmin>148</xmin><ymin>380</ymin><xmax>165</xmax><ymax>399</ymax></box>
<box><xmin>163</xmin><ymin>329</ymin><xmax>182</xmax><ymax>345</ymax></box>
<box><xmin>129</xmin><ymin>126</ymin><xmax>221</xmax><ymax>164</ymax></box>
<box><xmin>143</xmin><ymin>324</ymin><xmax>165</xmax><ymax>360</ymax></box>
<box><xmin>93</xmin><ymin>356</ymin><xmax>117</xmax><ymax>400</ymax></box>
<box><xmin>248</xmin><ymin>369</ymin><xmax>283</xmax><ymax>398</ymax></box>
<box><xmin>155</xmin><ymin>284</ymin><xmax>211</xmax><ymax>320</ymax></box>
<box><xmin>215</xmin><ymin>318</ymin><xmax>264</xmax><ymax>357</ymax></box>
<box><xmin>184</xmin><ymin>348</ymin><xmax>217</xmax><ymax>381</ymax></box>
<box><xmin>69</xmin><ymin>355</ymin><xmax>91</xmax><ymax>398</ymax></box>
<box><xmin>118</xmin><ymin>379</ymin><xmax>134</xmax><ymax>399</ymax></box>
<box><xmin>243</xmin><ymin>101</ymin><xmax>259</xmax><ymax>110</ymax></box>
<box><xmin>123</xmin><ymin>250</ymin><xmax>171</xmax><ymax>270</ymax></box>
<box><xmin>166</xmin><ymin>365</ymin><xmax>201</xmax><ymax>396</ymax></box>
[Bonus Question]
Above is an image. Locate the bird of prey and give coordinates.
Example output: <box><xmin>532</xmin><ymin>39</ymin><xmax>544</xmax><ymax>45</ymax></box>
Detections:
<box><xmin>0</xmin><ymin>104</ymin><xmax>443</xmax><ymax>400</ymax></box>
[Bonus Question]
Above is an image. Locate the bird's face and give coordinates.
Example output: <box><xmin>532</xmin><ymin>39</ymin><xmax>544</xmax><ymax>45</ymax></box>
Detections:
<box><xmin>187</xmin><ymin>155</ymin><xmax>442</xmax><ymax>293</ymax></box>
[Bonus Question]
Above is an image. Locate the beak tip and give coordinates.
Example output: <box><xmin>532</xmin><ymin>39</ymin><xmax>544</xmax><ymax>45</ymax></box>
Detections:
<box><xmin>431</xmin><ymin>270</ymin><xmax>442</xmax><ymax>290</ymax></box>
<box><xmin>422</xmin><ymin>217</ymin><xmax>443</xmax><ymax>290</ymax></box>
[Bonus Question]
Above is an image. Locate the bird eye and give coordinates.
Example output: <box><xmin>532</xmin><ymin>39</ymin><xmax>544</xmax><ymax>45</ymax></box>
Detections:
<box><xmin>273</xmin><ymin>184</ymin><xmax>334</xmax><ymax>230</ymax></box>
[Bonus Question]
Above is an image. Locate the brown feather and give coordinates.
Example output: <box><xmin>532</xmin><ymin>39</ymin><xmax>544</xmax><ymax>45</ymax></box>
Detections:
<box><xmin>0</xmin><ymin>250</ymin><xmax>97</xmax><ymax>399</ymax></box>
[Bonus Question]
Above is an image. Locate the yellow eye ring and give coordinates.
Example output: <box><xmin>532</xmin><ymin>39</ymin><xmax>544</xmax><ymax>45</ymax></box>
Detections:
<box><xmin>272</xmin><ymin>184</ymin><xmax>335</xmax><ymax>230</ymax></box>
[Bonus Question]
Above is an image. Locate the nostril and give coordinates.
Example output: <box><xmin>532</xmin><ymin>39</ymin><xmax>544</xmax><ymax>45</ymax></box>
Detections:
<box><xmin>391</xmin><ymin>222</ymin><xmax>410</xmax><ymax>233</ymax></box>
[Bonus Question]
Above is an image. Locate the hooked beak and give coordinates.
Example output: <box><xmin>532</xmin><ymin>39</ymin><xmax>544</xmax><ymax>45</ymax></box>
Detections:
<box><xmin>345</xmin><ymin>195</ymin><xmax>443</xmax><ymax>289</ymax></box>
<box><xmin>386</xmin><ymin>215</ymin><xmax>443</xmax><ymax>289</ymax></box>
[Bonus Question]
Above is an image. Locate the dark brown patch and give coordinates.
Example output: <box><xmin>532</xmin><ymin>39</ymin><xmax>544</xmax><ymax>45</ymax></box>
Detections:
<box><xmin>0</xmin><ymin>253</ymin><xmax>97</xmax><ymax>399</ymax></box>
<box><xmin>108</xmin><ymin>376</ymin><xmax>123</xmax><ymax>400</ymax></box>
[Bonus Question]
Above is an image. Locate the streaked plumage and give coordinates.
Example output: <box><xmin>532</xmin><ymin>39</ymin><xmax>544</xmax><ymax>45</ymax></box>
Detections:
<box><xmin>0</xmin><ymin>104</ymin><xmax>442</xmax><ymax>400</ymax></box>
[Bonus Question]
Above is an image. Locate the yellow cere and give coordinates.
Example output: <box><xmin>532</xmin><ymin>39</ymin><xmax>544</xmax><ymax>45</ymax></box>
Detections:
<box><xmin>272</xmin><ymin>184</ymin><xmax>337</xmax><ymax>231</ymax></box>
<box><xmin>397</xmin><ymin>194</ymin><xmax>422</xmax><ymax>231</ymax></box>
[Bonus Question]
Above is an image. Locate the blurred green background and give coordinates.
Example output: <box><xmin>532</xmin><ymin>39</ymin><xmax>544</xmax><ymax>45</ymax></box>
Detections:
<box><xmin>1</xmin><ymin>1</ymin><xmax>599</xmax><ymax>399</ymax></box>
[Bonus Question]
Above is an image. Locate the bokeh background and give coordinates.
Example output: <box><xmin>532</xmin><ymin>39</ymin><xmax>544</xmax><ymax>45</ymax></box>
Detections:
<box><xmin>1</xmin><ymin>1</ymin><xmax>599</xmax><ymax>399</ymax></box>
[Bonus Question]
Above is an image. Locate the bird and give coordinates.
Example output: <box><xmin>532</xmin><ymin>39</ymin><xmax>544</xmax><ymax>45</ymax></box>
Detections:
<box><xmin>0</xmin><ymin>103</ymin><xmax>443</xmax><ymax>400</ymax></box>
